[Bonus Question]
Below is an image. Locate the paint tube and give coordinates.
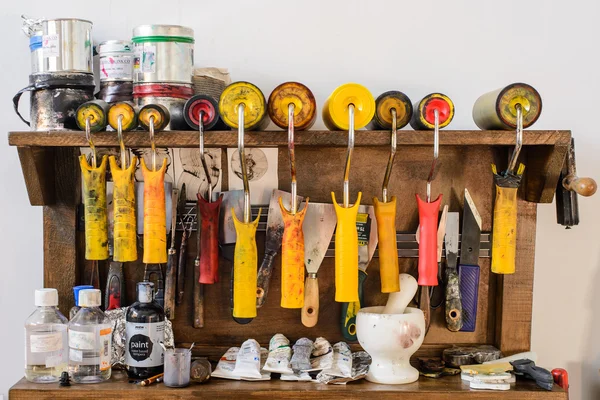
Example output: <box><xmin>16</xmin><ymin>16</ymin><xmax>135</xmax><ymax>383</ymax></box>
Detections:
<box><xmin>318</xmin><ymin>342</ymin><xmax>352</xmax><ymax>378</ymax></box>
<box><xmin>316</xmin><ymin>350</ymin><xmax>371</xmax><ymax>384</ymax></box>
<box><xmin>232</xmin><ymin>339</ymin><xmax>262</xmax><ymax>379</ymax></box>
<box><xmin>306</xmin><ymin>337</ymin><xmax>333</xmax><ymax>372</ymax></box>
<box><xmin>280</xmin><ymin>371</ymin><xmax>312</xmax><ymax>381</ymax></box>
<box><xmin>263</xmin><ymin>333</ymin><xmax>293</xmax><ymax>374</ymax></box>
<box><xmin>290</xmin><ymin>337</ymin><xmax>314</xmax><ymax>373</ymax></box>
<box><xmin>213</xmin><ymin>346</ymin><xmax>271</xmax><ymax>381</ymax></box>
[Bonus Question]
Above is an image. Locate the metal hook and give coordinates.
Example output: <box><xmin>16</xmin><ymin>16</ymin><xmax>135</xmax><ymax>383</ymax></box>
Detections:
<box><xmin>342</xmin><ymin>104</ymin><xmax>355</xmax><ymax>208</ymax></box>
<box><xmin>117</xmin><ymin>114</ymin><xmax>128</xmax><ymax>169</ymax></box>
<box><xmin>198</xmin><ymin>111</ymin><xmax>213</xmax><ymax>203</ymax></box>
<box><xmin>426</xmin><ymin>109</ymin><xmax>440</xmax><ymax>203</ymax></box>
<box><xmin>288</xmin><ymin>102</ymin><xmax>297</xmax><ymax>214</ymax></box>
<box><xmin>382</xmin><ymin>107</ymin><xmax>397</xmax><ymax>203</ymax></box>
<box><xmin>237</xmin><ymin>103</ymin><xmax>251</xmax><ymax>223</ymax></box>
<box><xmin>85</xmin><ymin>117</ymin><xmax>97</xmax><ymax>168</ymax></box>
<box><xmin>507</xmin><ymin>103</ymin><xmax>523</xmax><ymax>174</ymax></box>
<box><xmin>149</xmin><ymin>115</ymin><xmax>157</xmax><ymax>172</ymax></box>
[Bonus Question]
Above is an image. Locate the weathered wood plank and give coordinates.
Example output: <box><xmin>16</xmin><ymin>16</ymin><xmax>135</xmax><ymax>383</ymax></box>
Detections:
<box><xmin>17</xmin><ymin>146</ymin><xmax>56</xmax><ymax>206</ymax></box>
<box><xmin>495</xmin><ymin>199</ymin><xmax>537</xmax><ymax>355</ymax></box>
<box><xmin>8</xmin><ymin>130</ymin><xmax>571</xmax><ymax>148</ymax></box>
<box><xmin>9</xmin><ymin>372</ymin><xmax>567</xmax><ymax>400</ymax></box>
<box><xmin>43</xmin><ymin>147</ymin><xmax>80</xmax><ymax>316</ymax></box>
<box><xmin>523</xmin><ymin>144</ymin><xmax>570</xmax><ymax>203</ymax></box>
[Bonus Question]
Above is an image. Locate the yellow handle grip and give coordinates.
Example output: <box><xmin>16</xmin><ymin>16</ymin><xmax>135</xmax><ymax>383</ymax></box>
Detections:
<box><xmin>232</xmin><ymin>208</ymin><xmax>262</xmax><ymax>318</ymax></box>
<box><xmin>109</xmin><ymin>156</ymin><xmax>138</xmax><ymax>262</ymax></box>
<box><xmin>301</xmin><ymin>276</ymin><xmax>319</xmax><ymax>327</ymax></box>
<box><xmin>141</xmin><ymin>158</ymin><xmax>168</xmax><ymax>264</ymax></box>
<box><xmin>80</xmin><ymin>155</ymin><xmax>109</xmax><ymax>261</ymax></box>
<box><xmin>279</xmin><ymin>198</ymin><xmax>308</xmax><ymax>309</ymax></box>
<box><xmin>491</xmin><ymin>185</ymin><xmax>518</xmax><ymax>274</ymax></box>
<box><xmin>373</xmin><ymin>197</ymin><xmax>400</xmax><ymax>293</ymax></box>
<box><xmin>331</xmin><ymin>192</ymin><xmax>362</xmax><ymax>302</ymax></box>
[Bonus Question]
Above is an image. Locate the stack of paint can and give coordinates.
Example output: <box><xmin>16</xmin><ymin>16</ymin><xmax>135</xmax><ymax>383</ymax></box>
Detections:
<box><xmin>15</xmin><ymin>17</ymin><xmax>95</xmax><ymax>131</ymax></box>
<box><xmin>132</xmin><ymin>25</ymin><xmax>195</xmax><ymax>130</ymax></box>
<box><xmin>97</xmin><ymin>40</ymin><xmax>134</xmax><ymax>103</ymax></box>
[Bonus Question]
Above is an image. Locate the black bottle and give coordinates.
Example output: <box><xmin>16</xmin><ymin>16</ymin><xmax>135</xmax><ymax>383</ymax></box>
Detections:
<box><xmin>125</xmin><ymin>282</ymin><xmax>165</xmax><ymax>379</ymax></box>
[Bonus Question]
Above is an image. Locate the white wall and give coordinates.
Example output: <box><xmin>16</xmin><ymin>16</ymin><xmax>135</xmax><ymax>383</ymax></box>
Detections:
<box><xmin>1</xmin><ymin>0</ymin><xmax>598</xmax><ymax>398</ymax></box>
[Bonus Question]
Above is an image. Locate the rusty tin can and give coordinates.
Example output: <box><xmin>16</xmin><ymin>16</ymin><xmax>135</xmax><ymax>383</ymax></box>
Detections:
<box><xmin>134</xmin><ymin>83</ymin><xmax>194</xmax><ymax>130</ymax></box>
<box><xmin>473</xmin><ymin>83</ymin><xmax>542</xmax><ymax>130</ymax></box>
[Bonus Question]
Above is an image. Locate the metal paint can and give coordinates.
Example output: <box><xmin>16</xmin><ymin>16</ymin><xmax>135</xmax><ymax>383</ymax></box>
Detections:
<box><xmin>98</xmin><ymin>40</ymin><xmax>134</xmax><ymax>82</ymax></box>
<box><xmin>13</xmin><ymin>72</ymin><xmax>95</xmax><ymax>131</ymax></box>
<box><xmin>134</xmin><ymin>83</ymin><xmax>194</xmax><ymax>130</ymax></box>
<box><xmin>29</xmin><ymin>18</ymin><xmax>93</xmax><ymax>74</ymax></box>
<box><xmin>473</xmin><ymin>83</ymin><xmax>542</xmax><ymax>130</ymax></box>
<box><xmin>132</xmin><ymin>25</ymin><xmax>194</xmax><ymax>84</ymax></box>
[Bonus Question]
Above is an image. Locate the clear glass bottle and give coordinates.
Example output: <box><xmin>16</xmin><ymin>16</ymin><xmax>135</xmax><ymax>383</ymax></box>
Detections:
<box><xmin>125</xmin><ymin>282</ymin><xmax>165</xmax><ymax>379</ymax></box>
<box><xmin>24</xmin><ymin>288</ymin><xmax>69</xmax><ymax>383</ymax></box>
<box><xmin>68</xmin><ymin>289</ymin><xmax>112</xmax><ymax>383</ymax></box>
<box><xmin>69</xmin><ymin>285</ymin><xmax>94</xmax><ymax>320</ymax></box>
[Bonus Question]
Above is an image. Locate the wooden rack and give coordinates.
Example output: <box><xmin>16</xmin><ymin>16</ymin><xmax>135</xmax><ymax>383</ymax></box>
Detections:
<box><xmin>8</xmin><ymin>129</ymin><xmax>570</xmax><ymax>399</ymax></box>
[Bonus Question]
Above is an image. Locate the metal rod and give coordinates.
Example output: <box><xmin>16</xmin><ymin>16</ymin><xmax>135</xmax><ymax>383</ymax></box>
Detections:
<box><xmin>426</xmin><ymin>109</ymin><xmax>440</xmax><ymax>202</ymax></box>
<box><xmin>149</xmin><ymin>116</ymin><xmax>156</xmax><ymax>172</ymax></box>
<box><xmin>343</xmin><ymin>104</ymin><xmax>355</xmax><ymax>208</ymax></box>
<box><xmin>85</xmin><ymin>117</ymin><xmax>96</xmax><ymax>168</ymax></box>
<box><xmin>237</xmin><ymin>103</ymin><xmax>250</xmax><ymax>223</ymax></box>
<box><xmin>507</xmin><ymin>103</ymin><xmax>523</xmax><ymax>174</ymax></box>
<box><xmin>382</xmin><ymin>108</ymin><xmax>397</xmax><ymax>203</ymax></box>
<box><xmin>117</xmin><ymin>114</ymin><xmax>127</xmax><ymax>168</ymax></box>
<box><xmin>288</xmin><ymin>102</ymin><xmax>297</xmax><ymax>214</ymax></box>
<box><xmin>198</xmin><ymin>111</ymin><xmax>212</xmax><ymax>203</ymax></box>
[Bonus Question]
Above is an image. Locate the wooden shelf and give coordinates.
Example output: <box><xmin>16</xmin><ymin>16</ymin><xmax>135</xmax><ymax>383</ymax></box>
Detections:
<box><xmin>8</xmin><ymin>129</ymin><xmax>571</xmax><ymax>148</ymax></box>
<box><xmin>9</xmin><ymin>371</ymin><xmax>567</xmax><ymax>399</ymax></box>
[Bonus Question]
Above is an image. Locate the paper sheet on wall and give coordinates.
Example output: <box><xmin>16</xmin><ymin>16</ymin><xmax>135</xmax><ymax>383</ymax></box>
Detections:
<box><xmin>172</xmin><ymin>148</ymin><xmax>222</xmax><ymax>201</ymax></box>
<box><xmin>227</xmin><ymin>148</ymin><xmax>278</xmax><ymax>205</ymax></box>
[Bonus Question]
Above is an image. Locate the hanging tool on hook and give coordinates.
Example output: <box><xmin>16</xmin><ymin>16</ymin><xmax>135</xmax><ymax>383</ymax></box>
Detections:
<box><xmin>106</xmin><ymin>101</ymin><xmax>139</xmax><ymax>310</ymax></box>
<box><xmin>323</xmin><ymin>83</ymin><xmax>375</xmax><ymax>302</ymax></box>
<box><xmin>193</xmin><ymin>107</ymin><xmax>223</xmax><ymax>328</ymax></box>
<box><xmin>444</xmin><ymin>212</ymin><xmax>462</xmax><ymax>331</ymax></box>
<box><xmin>76</xmin><ymin>100</ymin><xmax>110</xmax><ymax>290</ymax></box>
<box><xmin>176</xmin><ymin>187</ymin><xmax>192</xmax><ymax>306</ymax></box>
<box><xmin>370</xmin><ymin>91</ymin><xmax>412</xmax><ymax>293</ymax></box>
<box><xmin>140</xmin><ymin>104</ymin><xmax>170</xmax><ymax>307</ymax></box>
<box><xmin>219</xmin><ymin>82</ymin><xmax>265</xmax><ymax>323</ymax></box>
<box><xmin>265</xmin><ymin>82</ymin><xmax>316</xmax><ymax>309</ymax></box>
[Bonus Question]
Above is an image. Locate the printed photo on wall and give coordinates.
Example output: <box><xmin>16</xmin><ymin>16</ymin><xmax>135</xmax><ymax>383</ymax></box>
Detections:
<box><xmin>227</xmin><ymin>148</ymin><xmax>278</xmax><ymax>205</ymax></box>
<box><xmin>172</xmin><ymin>148</ymin><xmax>222</xmax><ymax>201</ymax></box>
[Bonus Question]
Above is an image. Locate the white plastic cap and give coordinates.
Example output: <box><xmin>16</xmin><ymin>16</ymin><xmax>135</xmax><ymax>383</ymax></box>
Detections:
<box><xmin>79</xmin><ymin>289</ymin><xmax>101</xmax><ymax>307</ymax></box>
<box><xmin>35</xmin><ymin>288</ymin><xmax>59</xmax><ymax>306</ymax></box>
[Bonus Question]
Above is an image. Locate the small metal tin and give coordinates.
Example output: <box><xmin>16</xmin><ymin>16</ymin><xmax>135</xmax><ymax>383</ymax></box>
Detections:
<box><xmin>134</xmin><ymin>83</ymin><xmax>193</xmax><ymax>130</ymax></box>
<box><xmin>132</xmin><ymin>25</ymin><xmax>194</xmax><ymax>84</ymax></box>
<box><xmin>32</xmin><ymin>18</ymin><xmax>93</xmax><ymax>74</ymax></box>
<box><xmin>98</xmin><ymin>40</ymin><xmax>134</xmax><ymax>82</ymax></box>
<box><xmin>473</xmin><ymin>83</ymin><xmax>542</xmax><ymax>130</ymax></box>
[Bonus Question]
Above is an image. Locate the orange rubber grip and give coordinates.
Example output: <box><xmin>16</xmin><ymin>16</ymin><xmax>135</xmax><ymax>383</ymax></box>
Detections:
<box><xmin>141</xmin><ymin>158</ymin><xmax>168</xmax><ymax>264</ymax></box>
<box><xmin>416</xmin><ymin>194</ymin><xmax>442</xmax><ymax>286</ymax></box>
<box><xmin>373</xmin><ymin>197</ymin><xmax>400</xmax><ymax>293</ymax></box>
<box><xmin>279</xmin><ymin>197</ymin><xmax>309</xmax><ymax>309</ymax></box>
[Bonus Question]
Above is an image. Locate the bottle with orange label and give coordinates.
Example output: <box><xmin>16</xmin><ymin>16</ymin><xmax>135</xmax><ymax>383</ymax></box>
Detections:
<box><xmin>68</xmin><ymin>289</ymin><xmax>112</xmax><ymax>383</ymax></box>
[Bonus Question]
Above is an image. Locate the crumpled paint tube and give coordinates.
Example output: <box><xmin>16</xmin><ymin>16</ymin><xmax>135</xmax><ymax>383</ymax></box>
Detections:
<box><xmin>213</xmin><ymin>346</ymin><xmax>271</xmax><ymax>381</ymax></box>
<box><xmin>264</xmin><ymin>334</ymin><xmax>293</xmax><ymax>375</ymax></box>
<box><xmin>232</xmin><ymin>339</ymin><xmax>262</xmax><ymax>379</ymax></box>
<box><xmin>291</xmin><ymin>338</ymin><xmax>314</xmax><ymax>373</ymax></box>
<box><xmin>317</xmin><ymin>342</ymin><xmax>352</xmax><ymax>378</ymax></box>
<box><xmin>317</xmin><ymin>351</ymin><xmax>371</xmax><ymax>384</ymax></box>
<box><xmin>307</xmin><ymin>337</ymin><xmax>333</xmax><ymax>372</ymax></box>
